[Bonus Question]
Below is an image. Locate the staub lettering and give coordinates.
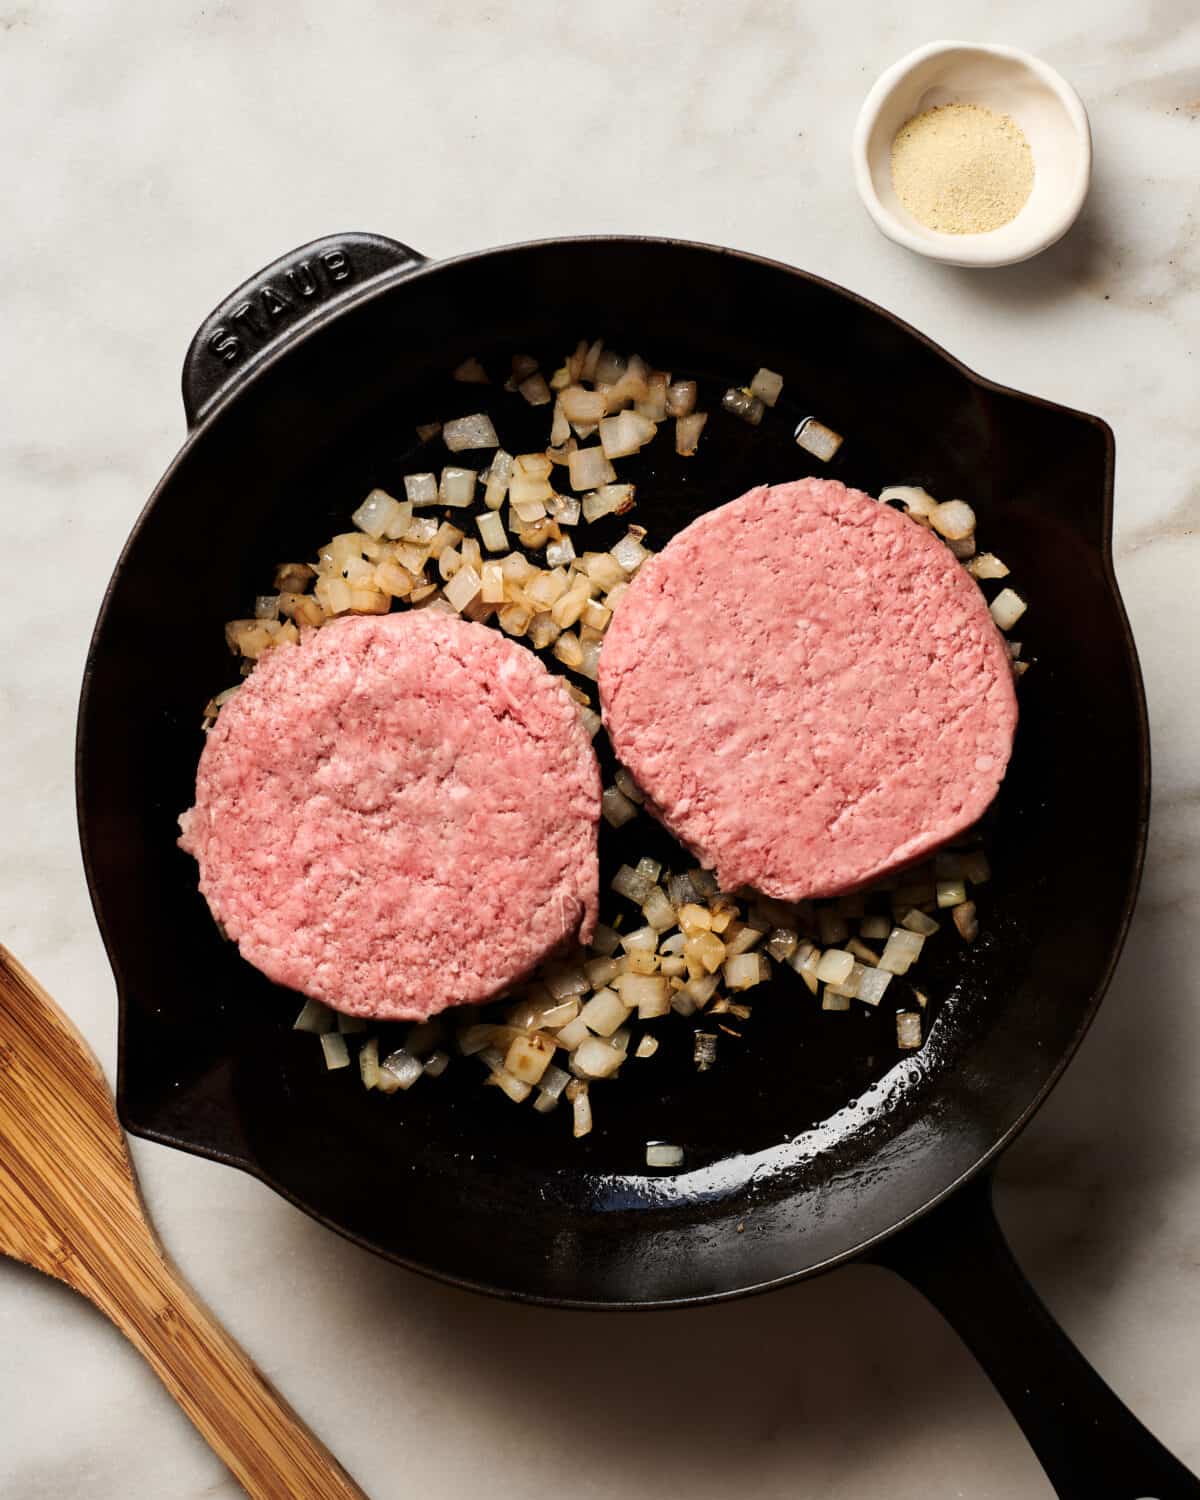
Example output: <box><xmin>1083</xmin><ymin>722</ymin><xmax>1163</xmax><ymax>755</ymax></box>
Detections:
<box><xmin>204</xmin><ymin>246</ymin><xmax>355</xmax><ymax>367</ymax></box>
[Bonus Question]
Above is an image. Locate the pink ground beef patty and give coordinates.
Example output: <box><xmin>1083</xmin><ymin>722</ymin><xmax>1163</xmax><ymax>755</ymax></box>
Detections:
<box><xmin>180</xmin><ymin>611</ymin><xmax>600</xmax><ymax>1021</ymax></box>
<box><xmin>599</xmin><ymin>478</ymin><xmax>1017</xmax><ymax>900</ymax></box>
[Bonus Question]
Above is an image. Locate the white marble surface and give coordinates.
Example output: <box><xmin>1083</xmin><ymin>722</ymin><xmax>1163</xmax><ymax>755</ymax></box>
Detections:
<box><xmin>2</xmin><ymin>1</ymin><xmax>1198</xmax><ymax>1495</ymax></box>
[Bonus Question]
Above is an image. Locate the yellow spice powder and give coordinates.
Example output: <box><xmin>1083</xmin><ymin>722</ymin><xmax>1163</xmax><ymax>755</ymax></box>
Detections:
<box><xmin>890</xmin><ymin>102</ymin><xmax>1034</xmax><ymax>235</ymax></box>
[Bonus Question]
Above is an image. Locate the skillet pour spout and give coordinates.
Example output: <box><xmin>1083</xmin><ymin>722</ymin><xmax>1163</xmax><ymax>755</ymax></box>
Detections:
<box><xmin>78</xmin><ymin>231</ymin><xmax>1190</xmax><ymax>1497</ymax></box>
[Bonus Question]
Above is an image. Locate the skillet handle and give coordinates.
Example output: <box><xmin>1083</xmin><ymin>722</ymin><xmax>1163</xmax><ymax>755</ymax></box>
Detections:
<box><xmin>181</xmin><ymin>232</ymin><xmax>426</xmax><ymax>427</ymax></box>
<box><xmin>870</xmin><ymin>1174</ymin><xmax>1200</xmax><ymax>1499</ymax></box>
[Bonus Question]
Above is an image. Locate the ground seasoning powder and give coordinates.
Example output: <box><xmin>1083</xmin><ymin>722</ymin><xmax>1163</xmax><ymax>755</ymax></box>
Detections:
<box><xmin>890</xmin><ymin>102</ymin><xmax>1034</xmax><ymax>234</ymax></box>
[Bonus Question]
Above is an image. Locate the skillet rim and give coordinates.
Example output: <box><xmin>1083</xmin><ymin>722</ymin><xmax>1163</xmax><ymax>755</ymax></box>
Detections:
<box><xmin>75</xmin><ymin>232</ymin><xmax>1151</xmax><ymax>1309</ymax></box>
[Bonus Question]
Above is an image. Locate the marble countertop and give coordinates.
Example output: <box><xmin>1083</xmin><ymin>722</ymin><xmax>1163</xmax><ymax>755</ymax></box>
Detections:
<box><xmin>2</xmin><ymin>2</ymin><xmax>1198</xmax><ymax>1495</ymax></box>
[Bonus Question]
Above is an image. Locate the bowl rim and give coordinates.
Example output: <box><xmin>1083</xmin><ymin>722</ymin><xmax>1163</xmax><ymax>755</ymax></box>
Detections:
<box><xmin>851</xmin><ymin>38</ymin><xmax>1093</xmax><ymax>268</ymax></box>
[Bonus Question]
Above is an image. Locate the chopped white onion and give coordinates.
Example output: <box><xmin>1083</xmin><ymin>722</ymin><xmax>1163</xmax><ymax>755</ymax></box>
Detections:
<box><xmin>953</xmin><ymin>901</ymin><xmax>980</xmax><ymax>942</ymax></box>
<box><xmin>575</xmin><ymin>1036</ymin><xmax>623</xmax><ymax>1079</ymax></box>
<box><xmin>880</xmin><ymin>928</ymin><xmax>925</xmax><ymax>974</ymax></box>
<box><xmin>359</xmin><ymin>1036</ymin><xmax>380</xmax><ymax>1090</ymax></box>
<box><xmin>505</xmin><ymin>1034</ymin><xmax>555</xmax><ymax>1085</ymax></box>
<box><xmin>900</xmin><ymin>908</ymin><xmax>940</xmax><ymax>937</ymax></box>
<box><xmin>443</xmin><ymin>564</ymin><xmax>481</xmax><ymax>612</ymax></box>
<box><xmin>443</xmin><ymin>413</ymin><xmax>500</xmax><ymax>452</ymax></box>
<box><xmin>380</xmin><ymin>1049</ymin><xmax>423</xmax><ymax>1090</ymax></box>
<box><xmin>581</xmin><ymin>484</ymin><xmax>636</xmax><ymax>522</ymax></box>
<box><xmin>642</xmin><ymin>887</ymin><xmax>677</xmax><ymax>932</ymax></box>
<box><xmin>896</xmin><ymin>1012</ymin><xmax>922</xmax><ymax>1050</ymax></box>
<box><xmin>352</xmin><ymin>488</ymin><xmax>405</xmax><ymax>539</ymax></box>
<box><xmin>572</xmin><ymin>1085</ymin><xmax>593</xmax><ymax>1138</ymax></box>
<box><xmin>815</xmin><ymin>949</ymin><xmax>855</xmax><ymax>984</ymax></box>
<box><xmin>665</xmin><ymin>380</ymin><xmax>697</xmax><ymax>417</ymax></box>
<box><xmin>569</xmin><ymin>446</ymin><xmax>616</xmax><ymax>491</ymax></box>
<box><xmin>724</xmin><ymin>952</ymin><xmax>770</xmax><ymax>991</ymax></box>
<box><xmin>990</xmin><ymin>588</ymin><xmax>1027</xmax><ymax>630</ymax></box>
<box><xmin>646</xmin><ymin>1142</ymin><xmax>684</xmax><ymax>1169</ymax></box>
<box><xmin>579</xmin><ymin>988</ymin><xmax>630</xmax><ymax>1037</ymax></box>
<box><xmin>795</xmin><ymin>417</ymin><xmax>843</xmax><ymax>461</ymax></box>
<box><xmin>612</xmin><ymin>864</ymin><xmax>654</xmax><ymax>904</ymax></box>
<box><xmin>675</xmin><ymin>412</ymin><xmax>708</xmax><ymax>456</ymax></box>
<box><xmin>968</xmin><ymin>552</ymin><xmax>1010</xmax><ymax>580</ymax></box>
<box><xmin>856</xmin><ymin>967</ymin><xmax>894</xmax><ymax>1006</ymax></box>
<box><xmin>423</xmin><ymin>1050</ymin><xmax>450</xmax><ymax>1077</ymax></box>
<box><xmin>453</xmin><ymin>356</ymin><xmax>488</xmax><ymax>383</ymax></box>
<box><xmin>439</xmin><ymin>467</ymin><xmax>477</xmax><ymax>508</ymax></box>
<box><xmin>617</xmin><ymin>972</ymin><xmax>670</xmax><ymax>1019</ymax></box>
<box><xmin>722</xmin><ymin>387</ymin><xmax>764</xmax><ymax>425</ymax></box>
<box><xmin>936</xmin><ymin>879</ymin><xmax>968</xmax><ymax>909</ymax></box>
<box><xmin>599</xmin><ymin>410</ymin><xmax>656</xmax><ymax>459</ymax></box>
<box><xmin>931</xmin><ymin>500</ymin><xmax>976</xmax><ymax>541</ymax></box>
<box><xmin>518</xmin><ymin>373</ymin><xmax>552</xmax><ymax>406</ymax></box>
<box><xmin>879</xmin><ymin>485</ymin><xmax>938</xmax><ymax>518</ymax></box>
<box><xmin>749</xmin><ymin>368</ymin><xmax>783</xmax><ymax>406</ymax></box>
<box><xmin>320</xmin><ymin>1032</ymin><xmax>350</xmax><ymax>1070</ymax></box>
<box><xmin>404</xmin><ymin>472</ymin><xmax>439</xmax><ymax>507</ymax></box>
<box><xmin>635</xmin><ymin>1035</ymin><xmax>659</xmax><ymax>1059</ymax></box>
<box><xmin>611</xmin><ymin>530</ymin><xmax>650</xmax><ymax>573</ymax></box>
<box><xmin>293</xmin><ymin>998</ymin><xmax>336</xmax><ymax>1034</ymax></box>
<box><xmin>601</xmin><ymin>784</ymin><xmax>638</xmax><ymax>828</ymax></box>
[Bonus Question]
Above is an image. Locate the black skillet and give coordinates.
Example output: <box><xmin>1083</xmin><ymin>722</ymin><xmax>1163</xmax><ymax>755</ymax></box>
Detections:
<box><xmin>77</xmin><ymin>233</ymin><xmax>1195</xmax><ymax>1498</ymax></box>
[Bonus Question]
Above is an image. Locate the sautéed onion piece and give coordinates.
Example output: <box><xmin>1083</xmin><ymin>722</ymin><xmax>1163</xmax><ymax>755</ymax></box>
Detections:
<box><xmin>208</xmin><ymin>334</ymin><xmax>1027</xmax><ymax>1139</ymax></box>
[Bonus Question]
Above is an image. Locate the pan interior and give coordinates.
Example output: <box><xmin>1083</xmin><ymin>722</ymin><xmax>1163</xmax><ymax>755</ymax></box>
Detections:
<box><xmin>80</xmin><ymin>241</ymin><xmax>1144</xmax><ymax>1303</ymax></box>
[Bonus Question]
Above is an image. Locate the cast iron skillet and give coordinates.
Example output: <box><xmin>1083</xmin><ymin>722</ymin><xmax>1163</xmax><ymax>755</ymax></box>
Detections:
<box><xmin>77</xmin><ymin>233</ymin><xmax>1194</xmax><ymax>1498</ymax></box>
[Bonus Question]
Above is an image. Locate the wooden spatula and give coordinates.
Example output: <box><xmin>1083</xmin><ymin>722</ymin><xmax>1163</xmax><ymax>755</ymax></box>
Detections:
<box><xmin>0</xmin><ymin>944</ymin><xmax>370</xmax><ymax>1499</ymax></box>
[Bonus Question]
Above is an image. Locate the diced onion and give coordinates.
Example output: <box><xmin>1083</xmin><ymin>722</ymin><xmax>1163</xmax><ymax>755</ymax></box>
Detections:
<box><xmin>575</xmin><ymin>1036</ymin><xmax>624</xmax><ymax>1079</ymax></box>
<box><xmin>879</xmin><ymin>485</ymin><xmax>938</xmax><ymax>518</ymax></box>
<box><xmin>635</xmin><ymin>1035</ymin><xmax>659</xmax><ymax>1059</ymax></box>
<box><xmin>931</xmin><ymin>500</ymin><xmax>976</xmax><ymax>541</ymax></box>
<box><xmin>352</xmin><ymin>488</ymin><xmax>405</xmax><ymax>539</ymax></box>
<box><xmin>569</xmin><ymin>446</ymin><xmax>616</xmax><ymax>491</ymax></box>
<box><xmin>598</xmin><ymin>410</ymin><xmax>657</xmax><ymax>459</ymax></box>
<box><xmin>443</xmin><ymin>564</ymin><xmax>481</xmax><ymax>612</ymax></box>
<box><xmin>675</xmin><ymin>412</ymin><xmax>708</xmax><ymax>457</ymax></box>
<box><xmin>665</xmin><ymin>380</ymin><xmax>697</xmax><ymax>418</ymax></box>
<box><xmin>320</xmin><ymin>1032</ymin><xmax>350</xmax><ymax>1070</ymax></box>
<box><xmin>953</xmin><ymin>901</ymin><xmax>980</xmax><ymax>942</ymax></box>
<box><xmin>293</xmin><ymin>998</ymin><xmax>336</xmax><ymax>1034</ymax></box>
<box><xmin>641</xmin><ymin>887</ymin><xmax>677</xmax><ymax>932</ymax></box>
<box><xmin>443</xmin><ymin>413</ymin><xmax>500</xmax><ymax>452</ymax></box>
<box><xmin>936</xmin><ymin>879</ymin><xmax>968</xmax><ymax>909</ymax></box>
<box><xmin>749</xmin><ymin>368</ymin><xmax>783</xmax><ymax>406</ymax></box>
<box><xmin>612</xmin><ymin>864</ymin><xmax>654</xmax><ymax>904</ymax></box>
<box><xmin>896</xmin><ymin>1012</ymin><xmax>922</xmax><ymax>1050</ymax></box>
<box><xmin>380</xmin><ymin>1049</ymin><xmax>423</xmax><ymax>1090</ymax></box>
<box><xmin>439</xmin><ymin>467</ymin><xmax>477</xmax><ymax>507</ymax></box>
<box><xmin>579</xmin><ymin>989</ymin><xmax>630</xmax><ymax>1036</ymax></box>
<box><xmin>359</xmin><ymin>1036</ymin><xmax>379</xmax><ymax>1089</ymax></box>
<box><xmin>404</xmin><ymin>473</ymin><xmax>439</xmax><ymax>508</ymax></box>
<box><xmin>572</xmin><ymin>1086</ymin><xmax>593</xmax><ymax>1137</ymax></box>
<box><xmin>602</xmin><ymin>785</ymin><xmax>639</xmax><ymax>828</ymax></box>
<box><xmin>968</xmin><ymin>553</ymin><xmax>1010</xmax><ymax>579</ymax></box>
<box><xmin>423</xmin><ymin>1050</ymin><xmax>450</xmax><ymax>1077</ymax></box>
<box><xmin>900</xmin><ymin>908</ymin><xmax>940</xmax><ymax>936</ymax></box>
<box><xmin>856</xmin><ymin>967</ymin><xmax>893</xmax><ymax>1006</ymax></box>
<box><xmin>453</xmin><ymin>356</ymin><xmax>488</xmax><ymax>383</ymax></box>
<box><xmin>518</xmin><ymin>373</ymin><xmax>552</xmax><ymax>406</ymax></box>
<box><xmin>582</xmin><ymin>484</ymin><xmax>636</xmax><ymax>522</ymax></box>
<box><xmin>990</xmin><ymin>588</ymin><xmax>1027</xmax><ymax>630</ymax></box>
<box><xmin>505</xmin><ymin>1034</ymin><xmax>555</xmax><ymax>1085</ymax></box>
<box><xmin>646</xmin><ymin>1142</ymin><xmax>684</xmax><ymax>1168</ymax></box>
<box><xmin>795</xmin><ymin>417</ymin><xmax>843</xmax><ymax>461</ymax></box>
<box><xmin>722</xmin><ymin>387</ymin><xmax>764</xmax><ymax>425</ymax></box>
<box><xmin>724</xmin><ymin>952</ymin><xmax>770</xmax><ymax>990</ymax></box>
<box><xmin>880</xmin><ymin>928</ymin><xmax>925</xmax><ymax>974</ymax></box>
<box><xmin>815</xmin><ymin>949</ymin><xmax>854</xmax><ymax>984</ymax></box>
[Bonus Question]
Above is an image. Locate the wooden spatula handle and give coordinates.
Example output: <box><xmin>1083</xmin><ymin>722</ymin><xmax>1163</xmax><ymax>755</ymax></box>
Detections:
<box><xmin>90</xmin><ymin>1245</ymin><xmax>369</xmax><ymax>1499</ymax></box>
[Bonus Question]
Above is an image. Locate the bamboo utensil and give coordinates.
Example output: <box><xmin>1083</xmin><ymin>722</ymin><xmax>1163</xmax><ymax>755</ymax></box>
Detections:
<box><xmin>0</xmin><ymin>945</ymin><xmax>370</xmax><ymax>1499</ymax></box>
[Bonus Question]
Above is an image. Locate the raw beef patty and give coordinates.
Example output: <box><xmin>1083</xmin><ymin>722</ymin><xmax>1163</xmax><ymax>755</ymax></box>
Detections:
<box><xmin>180</xmin><ymin>611</ymin><xmax>601</xmax><ymax>1020</ymax></box>
<box><xmin>599</xmin><ymin>478</ymin><xmax>1017</xmax><ymax>899</ymax></box>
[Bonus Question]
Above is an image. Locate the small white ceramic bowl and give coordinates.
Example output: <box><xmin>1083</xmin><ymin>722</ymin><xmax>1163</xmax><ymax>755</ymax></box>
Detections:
<box><xmin>852</xmin><ymin>40</ymin><xmax>1091</xmax><ymax>268</ymax></box>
